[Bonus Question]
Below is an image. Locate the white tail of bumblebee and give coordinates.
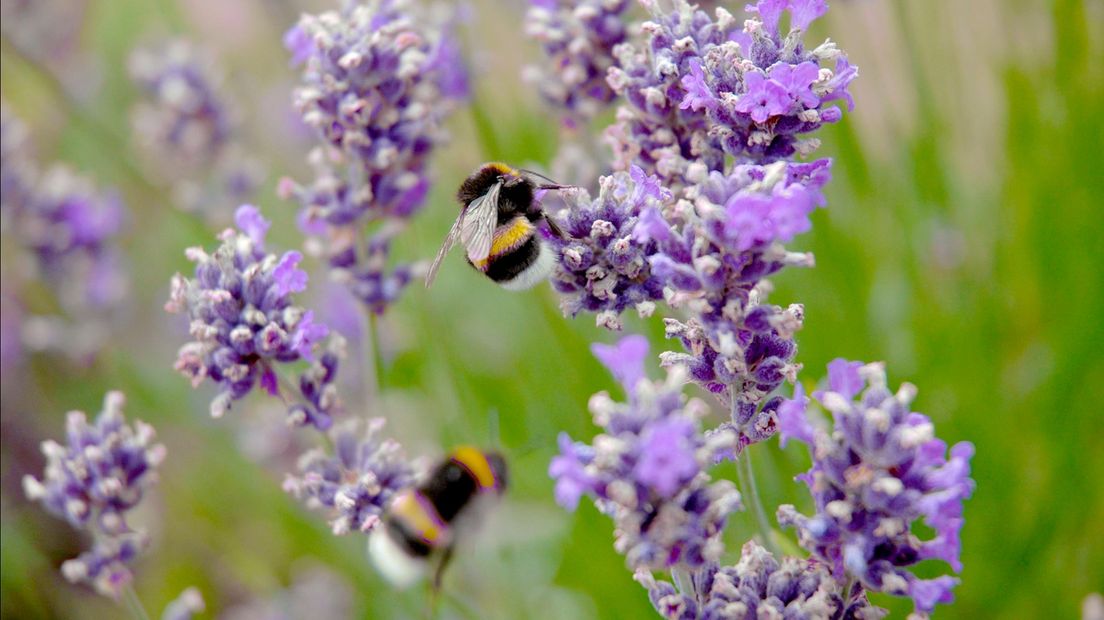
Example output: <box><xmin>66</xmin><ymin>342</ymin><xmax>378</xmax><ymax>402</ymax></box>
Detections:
<box><xmin>367</xmin><ymin>529</ymin><xmax>427</xmax><ymax>589</ymax></box>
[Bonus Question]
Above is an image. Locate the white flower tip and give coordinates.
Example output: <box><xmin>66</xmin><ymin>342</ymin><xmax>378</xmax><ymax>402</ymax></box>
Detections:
<box><xmin>22</xmin><ymin>475</ymin><xmax>45</xmax><ymax>500</ymax></box>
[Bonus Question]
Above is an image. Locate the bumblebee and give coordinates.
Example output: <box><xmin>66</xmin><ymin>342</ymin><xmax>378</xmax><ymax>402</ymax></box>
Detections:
<box><xmin>425</xmin><ymin>162</ymin><xmax>573</xmax><ymax>290</ymax></box>
<box><xmin>368</xmin><ymin>446</ymin><xmax>508</xmax><ymax>589</ymax></box>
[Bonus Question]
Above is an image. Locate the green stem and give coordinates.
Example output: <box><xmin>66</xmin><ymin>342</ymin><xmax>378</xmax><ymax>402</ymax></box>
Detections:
<box><xmin>364</xmin><ymin>312</ymin><xmax>383</xmax><ymax>412</ymax></box>
<box><xmin>121</xmin><ymin>584</ymin><xmax>152</xmax><ymax>620</ymax></box>
<box><xmin>672</xmin><ymin>566</ymin><xmax>695</xmax><ymax>599</ymax></box>
<box><xmin>737</xmin><ymin>448</ymin><xmax>778</xmax><ymax>555</ymax></box>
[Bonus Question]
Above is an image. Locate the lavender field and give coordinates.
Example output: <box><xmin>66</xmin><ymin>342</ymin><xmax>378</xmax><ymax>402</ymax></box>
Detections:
<box><xmin>1</xmin><ymin>0</ymin><xmax>1101</xmax><ymax>618</ymax></box>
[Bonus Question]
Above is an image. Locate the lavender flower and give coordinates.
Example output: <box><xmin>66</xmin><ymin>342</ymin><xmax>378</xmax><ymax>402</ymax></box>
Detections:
<box><xmin>635</xmin><ymin>541</ymin><xmax>885</xmax><ymax>620</ymax></box>
<box><xmin>638</xmin><ymin>160</ymin><xmax>827</xmax><ymax>433</ymax></box>
<box><xmin>22</xmin><ymin>391</ymin><xmax>165</xmax><ymax>597</ymax></box>
<box><xmin>604</xmin><ymin>0</ymin><xmax>855</xmax><ymax>190</ymax></box>
<box><xmin>523</xmin><ymin>0</ymin><xmax>632</xmax><ymax>124</ymax></box>
<box><xmin>130</xmin><ymin>40</ymin><xmax>261</xmax><ymax>214</ymax></box>
<box><xmin>8</xmin><ymin>164</ymin><xmax>128</xmax><ymax>313</ymax></box>
<box><xmin>777</xmin><ymin>360</ymin><xmax>976</xmax><ymax>616</ymax></box>
<box><xmin>165</xmin><ymin>205</ymin><xmax>330</xmax><ymax>423</ymax></box>
<box><xmin>288</xmin><ymin>335</ymin><xmax>346</xmax><ymax>431</ymax></box>
<box><xmin>281</xmin><ymin>150</ymin><xmax>427</xmax><ymax>314</ymax></box>
<box><xmin>284</xmin><ymin>0</ymin><xmax>465</xmax><ymax>314</ymax></box>
<box><xmin>283</xmin><ymin>417</ymin><xmax>417</xmax><ymax>535</ymax></box>
<box><xmin>129</xmin><ymin>39</ymin><xmax>233</xmax><ymax>174</ymax></box>
<box><xmin>551</xmin><ymin>166</ymin><xmax>670</xmax><ymax>329</ymax></box>
<box><xmin>549</xmin><ymin>335</ymin><xmax>742</xmax><ymax>570</ymax></box>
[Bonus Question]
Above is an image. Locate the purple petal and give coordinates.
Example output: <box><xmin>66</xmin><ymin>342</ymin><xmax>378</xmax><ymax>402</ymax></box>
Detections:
<box><xmin>234</xmin><ymin>204</ymin><xmax>270</xmax><ymax>247</ymax></box>
<box><xmin>788</xmin><ymin>0</ymin><xmax>828</xmax><ymax>32</ymax></box>
<box><xmin>273</xmin><ymin>251</ymin><xmax>309</xmax><ymax>297</ymax></box>
<box><xmin>777</xmin><ymin>383</ymin><xmax>813</xmax><ymax>448</ymax></box>
<box><xmin>826</xmin><ymin>358</ymin><xmax>864</xmax><ymax>399</ymax></box>
<box><xmin>592</xmin><ymin>334</ymin><xmax>650</xmax><ymax>392</ymax></box>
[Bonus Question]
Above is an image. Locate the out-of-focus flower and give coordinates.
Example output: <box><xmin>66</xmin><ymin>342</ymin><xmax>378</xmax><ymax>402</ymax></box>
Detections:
<box><xmin>7</xmin><ymin>164</ymin><xmax>128</xmax><ymax>313</ymax></box>
<box><xmin>549</xmin><ymin>335</ymin><xmax>741</xmax><ymax>570</ymax></box>
<box><xmin>220</xmin><ymin>563</ymin><xmax>353</xmax><ymax>620</ymax></box>
<box><xmin>165</xmin><ymin>205</ymin><xmax>330</xmax><ymax>424</ymax></box>
<box><xmin>284</xmin><ymin>0</ymin><xmax>465</xmax><ymax>316</ymax></box>
<box><xmin>2</xmin><ymin>104</ymin><xmax>129</xmax><ymax>362</ymax></box>
<box><xmin>635</xmin><ymin>541</ymin><xmax>885</xmax><ymax>620</ymax></box>
<box><xmin>283</xmin><ymin>417</ymin><xmax>416</xmax><ymax>536</ymax></box>
<box><xmin>523</xmin><ymin>0</ymin><xmax>632</xmax><ymax>124</ymax></box>
<box><xmin>129</xmin><ymin>39</ymin><xmax>262</xmax><ymax>216</ymax></box>
<box><xmin>551</xmin><ymin>166</ymin><xmax>669</xmax><ymax>329</ymax></box>
<box><xmin>161</xmin><ymin>587</ymin><xmax>205</xmax><ymax>620</ymax></box>
<box><xmin>22</xmin><ymin>391</ymin><xmax>165</xmax><ymax>598</ymax></box>
<box><xmin>130</xmin><ymin>39</ymin><xmax>233</xmax><ymax>173</ymax></box>
<box><xmin>777</xmin><ymin>360</ymin><xmax>976</xmax><ymax>616</ymax></box>
<box><xmin>0</xmin><ymin>0</ymin><xmax>89</xmax><ymax>66</ymax></box>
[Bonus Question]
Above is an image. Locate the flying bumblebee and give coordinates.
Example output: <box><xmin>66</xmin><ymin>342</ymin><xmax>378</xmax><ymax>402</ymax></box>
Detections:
<box><xmin>368</xmin><ymin>446</ymin><xmax>508</xmax><ymax>589</ymax></box>
<box><xmin>424</xmin><ymin>162</ymin><xmax>574</xmax><ymax>290</ymax></box>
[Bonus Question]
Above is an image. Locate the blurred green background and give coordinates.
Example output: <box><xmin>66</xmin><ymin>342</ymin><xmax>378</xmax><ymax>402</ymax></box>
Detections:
<box><xmin>1</xmin><ymin>0</ymin><xmax>1102</xmax><ymax>618</ymax></box>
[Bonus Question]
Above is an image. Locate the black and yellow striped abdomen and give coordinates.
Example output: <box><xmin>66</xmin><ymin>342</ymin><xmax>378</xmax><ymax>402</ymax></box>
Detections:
<box><xmin>381</xmin><ymin>447</ymin><xmax>507</xmax><ymax>557</ymax></box>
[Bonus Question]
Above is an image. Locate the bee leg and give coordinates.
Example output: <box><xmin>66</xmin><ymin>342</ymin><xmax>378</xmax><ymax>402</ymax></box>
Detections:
<box><xmin>546</xmin><ymin>214</ymin><xmax>568</xmax><ymax>239</ymax></box>
<box><xmin>535</xmin><ymin>183</ymin><xmax>577</xmax><ymax>191</ymax></box>
<box><xmin>432</xmin><ymin>543</ymin><xmax>456</xmax><ymax>593</ymax></box>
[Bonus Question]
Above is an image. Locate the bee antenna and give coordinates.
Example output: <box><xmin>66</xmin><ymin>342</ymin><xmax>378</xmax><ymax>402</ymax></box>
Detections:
<box><xmin>518</xmin><ymin>168</ymin><xmax>565</xmax><ymax>187</ymax></box>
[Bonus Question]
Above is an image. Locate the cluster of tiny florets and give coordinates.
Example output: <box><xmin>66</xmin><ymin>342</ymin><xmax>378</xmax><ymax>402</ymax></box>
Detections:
<box><xmin>165</xmin><ymin>205</ymin><xmax>330</xmax><ymax>423</ymax></box>
<box><xmin>605</xmin><ymin>0</ymin><xmax>855</xmax><ymax>190</ymax></box>
<box><xmin>1</xmin><ymin>104</ymin><xmax>129</xmax><ymax>360</ymax></box>
<box><xmin>550</xmin><ymin>336</ymin><xmax>742</xmax><ymax>570</ymax></box>
<box><xmin>635</xmin><ymin>541</ymin><xmax>885</xmax><ymax>620</ymax></box>
<box><xmin>282</xmin><ymin>0</ymin><xmax>465</xmax><ymax>315</ymax></box>
<box><xmin>22</xmin><ymin>392</ymin><xmax>165</xmax><ymax>597</ymax></box>
<box><xmin>129</xmin><ymin>39</ymin><xmax>261</xmax><ymax>215</ymax></box>
<box><xmin>524</xmin><ymin>0</ymin><xmax>632</xmax><ymax>125</ymax></box>
<box><xmin>777</xmin><ymin>359</ymin><xmax>976</xmax><ymax>616</ymax></box>
<box><xmin>551</xmin><ymin>166</ymin><xmax>669</xmax><ymax>329</ymax></box>
<box><xmin>283</xmin><ymin>418</ymin><xmax>418</xmax><ymax>535</ymax></box>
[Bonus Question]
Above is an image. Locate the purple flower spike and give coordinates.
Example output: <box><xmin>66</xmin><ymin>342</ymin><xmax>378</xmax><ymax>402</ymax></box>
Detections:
<box><xmin>524</xmin><ymin>0</ymin><xmax>631</xmax><ymax>122</ymax></box>
<box><xmin>165</xmin><ymin>206</ymin><xmax>331</xmax><ymax>420</ymax></box>
<box><xmin>285</xmin><ymin>0</ymin><xmax>464</xmax><ymax>316</ymax></box>
<box><xmin>605</xmin><ymin>0</ymin><xmax>856</xmax><ymax>188</ymax></box>
<box><xmin>552</xmin><ymin>169</ymin><xmax>671</xmax><ymax>328</ymax></box>
<box><xmin>549</xmin><ymin>365</ymin><xmax>742</xmax><ymax>571</ymax></box>
<box><xmin>284</xmin><ymin>418</ymin><xmax>416</xmax><ymax>535</ymax></box>
<box><xmin>778</xmin><ymin>361</ymin><xmax>976</xmax><ymax>616</ymax></box>
<box><xmin>23</xmin><ymin>392</ymin><xmax>166</xmax><ymax>598</ymax></box>
<box><xmin>592</xmin><ymin>334</ymin><xmax>650</xmax><ymax>392</ymax></box>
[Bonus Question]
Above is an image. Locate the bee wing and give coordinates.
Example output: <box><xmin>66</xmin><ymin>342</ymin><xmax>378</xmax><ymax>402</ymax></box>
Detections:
<box><xmin>425</xmin><ymin>208</ymin><xmax>467</xmax><ymax>288</ymax></box>
<box><xmin>459</xmin><ymin>181</ymin><xmax>500</xmax><ymax>263</ymax></box>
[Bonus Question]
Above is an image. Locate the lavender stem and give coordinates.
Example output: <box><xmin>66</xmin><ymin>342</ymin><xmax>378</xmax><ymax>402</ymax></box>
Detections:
<box><xmin>122</xmin><ymin>584</ymin><xmax>151</xmax><ymax>620</ymax></box>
